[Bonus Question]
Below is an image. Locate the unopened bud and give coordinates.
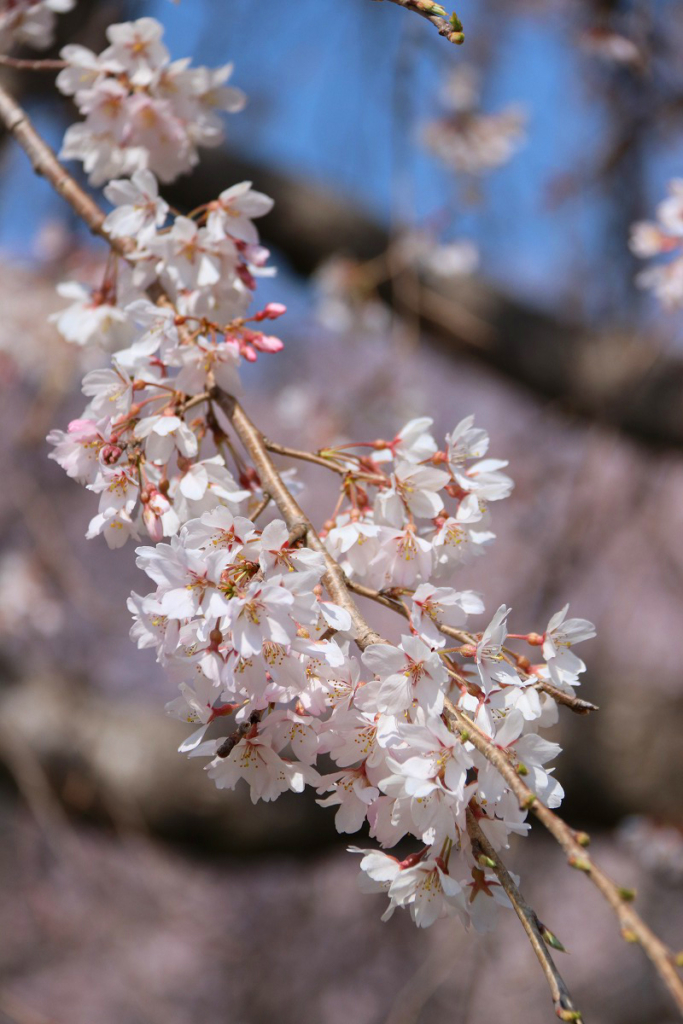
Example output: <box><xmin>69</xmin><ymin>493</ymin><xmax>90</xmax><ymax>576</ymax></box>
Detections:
<box><xmin>539</xmin><ymin>923</ymin><xmax>567</xmax><ymax>952</ymax></box>
<box><xmin>575</xmin><ymin>831</ymin><xmax>591</xmax><ymax>847</ymax></box>
<box><xmin>516</xmin><ymin>762</ymin><xmax>528</xmax><ymax>776</ymax></box>
<box><xmin>477</xmin><ymin>854</ymin><xmax>496</xmax><ymax>869</ymax></box>
<box><xmin>417</xmin><ymin>1</ymin><xmax>447</xmax><ymax>14</ymax></box>
<box><xmin>521</xmin><ymin>794</ymin><xmax>536</xmax><ymax>810</ymax></box>
<box><xmin>568</xmin><ymin>855</ymin><xmax>591</xmax><ymax>873</ymax></box>
<box><xmin>261</xmin><ymin>302</ymin><xmax>286</xmax><ymax>319</ymax></box>
<box><xmin>618</xmin><ymin>887</ymin><xmax>636</xmax><ymax>902</ymax></box>
<box><xmin>621</xmin><ymin>928</ymin><xmax>639</xmax><ymax>944</ymax></box>
<box><xmin>101</xmin><ymin>443</ymin><xmax>123</xmax><ymax>465</ymax></box>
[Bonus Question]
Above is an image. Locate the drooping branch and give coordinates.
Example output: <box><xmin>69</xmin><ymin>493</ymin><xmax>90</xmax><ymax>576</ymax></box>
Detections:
<box><xmin>0</xmin><ymin>56</ymin><xmax>67</xmax><ymax>71</ymax></box>
<box><xmin>214</xmin><ymin>393</ymin><xmax>681</xmax><ymax>1011</ymax></box>
<box><xmin>466</xmin><ymin>808</ymin><xmax>582</xmax><ymax>1022</ymax></box>
<box><xmin>263</xmin><ymin>439</ymin><xmax>350</xmax><ymax>476</ymax></box>
<box><xmin>0</xmin><ymin>80</ymin><xmax>680</xmax><ymax>1018</ymax></box>
<box><xmin>345</xmin><ymin>578</ymin><xmax>599</xmax><ymax>715</ymax></box>
<box><xmin>212</xmin><ymin>392</ymin><xmax>384</xmax><ymax>652</ymax></box>
<box><xmin>371</xmin><ymin>0</ymin><xmax>465</xmax><ymax>43</ymax></box>
<box><xmin>0</xmin><ymin>84</ymin><xmax>117</xmax><ymax>251</ymax></box>
<box><xmin>447</xmin><ymin>699</ymin><xmax>683</xmax><ymax>1016</ymax></box>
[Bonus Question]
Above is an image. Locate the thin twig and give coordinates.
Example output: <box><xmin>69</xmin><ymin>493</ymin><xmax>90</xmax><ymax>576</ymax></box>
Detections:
<box><xmin>0</xmin><ymin>84</ymin><xmax>123</xmax><ymax>251</ymax></box>
<box><xmin>250</xmin><ymin>492</ymin><xmax>272</xmax><ymax>521</ymax></box>
<box><xmin>448</xmin><ymin>699</ymin><xmax>683</xmax><ymax>1015</ymax></box>
<box><xmin>178</xmin><ymin>391</ymin><xmax>210</xmax><ymax>414</ymax></box>
<box><xmin>0</xmin><ymin>55</ymin><xmax>67</xmax><ymax>70</ymax></box>
<box><xmin>466</xmin><ymin>808</ymin><xmax>582</xmax><ymax>1022</ymax></box>
<box><xmin>1</xmin><ymin>79</ymin><xmax>679</xmax><ymax>1017</ymax></box>
<box><xmin>536</xmin><ymin>679</ymin><xmax>598</xmax><ymax>715</ymax></box>
<box><xmin>264</xmin><ymin>438</ymin><xmax>349</xmax><ymax>475</ymax></box>
<box><xmin>346</xmin><ymin>578</ymin><xmax>598</xmax><ymax>715</ymax></box>
<box><xmin>372</xmin><ymin>0</ymin><xmax>465</xmax><ymax>44</ymax></box>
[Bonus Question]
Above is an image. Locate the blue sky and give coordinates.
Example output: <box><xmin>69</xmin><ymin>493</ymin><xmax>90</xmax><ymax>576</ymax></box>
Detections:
<box><xmin>0</xmin><ymin>0</ymin><xmax>671</xmax><ymax>317</ymax></box>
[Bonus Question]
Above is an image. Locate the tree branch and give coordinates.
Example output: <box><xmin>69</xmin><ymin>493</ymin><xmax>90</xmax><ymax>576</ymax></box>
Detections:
<box><xmin>0</xmin><ymin>84</ymin><xmax>121</xmax><ymax>251</ymax></box>
<box><xmin>466</xmin><ymin>808</ymin><xmax>582</xmax><ymax>1022</ymax></box>
<box><xmin>447</xmin><ymin>699</ymin><xmax>683</xmax><ymax>1015</ymax></box>
<box><xmin>345</xmin><ymin>578</ymin><xmax>599</xmax><ymax>715</ymax></box>
<box><xmin>212</xmin><ymin>391</ymin><xmax>384</xmax><ymax>652</ymax></box>
<box><xmin>1</xmin><ymin>78</ymin><xmax>680</xmax><ymax>1018</ymax></box>
<box><xmin>372</xmin><ymin>0</ymin><xmax>465</xmax><ymax>43</ymax></box>
<box><xmin>0</xmin><ymin>56</ymin><xmax>67</xmax><ymax>71</ymax></box>
<box><xmin>263</xmin><ymin>439</ymin><xmax>350</xmax><ymax>476</ymax></box>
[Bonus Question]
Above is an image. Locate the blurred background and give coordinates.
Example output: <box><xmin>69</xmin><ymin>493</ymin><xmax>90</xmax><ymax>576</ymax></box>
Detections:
<box><xmin>1</xmin><ymin>0</ymin><xmax>683</xmax><ymax>1021</ymax></box>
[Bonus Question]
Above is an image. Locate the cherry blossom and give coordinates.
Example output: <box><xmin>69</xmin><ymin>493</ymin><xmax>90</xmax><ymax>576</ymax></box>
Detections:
<box><xmin>41</xmin><ymin>7</ymin><xmax>601</xmax><ymax>944</ymax></box>
<box><xmin>0</xmin><ymin>0</ymin><xmax>74</xmax><ymax>52</ymax></box>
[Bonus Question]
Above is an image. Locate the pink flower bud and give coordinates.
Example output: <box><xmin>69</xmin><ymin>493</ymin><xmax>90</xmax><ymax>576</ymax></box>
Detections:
<box><xmin>251</xmin><ymin>332</ymin><xmax>284</xmax><ymax>353</ymax></box>
<box><xmin>142</xmin><ymin>503</ymin><xmax>164</xmax><ymax>542</ymax></box>
<box><xmin>261</xmin><ymin>302</ymin><xmax>287</xmax><ymax>320</ymax></box>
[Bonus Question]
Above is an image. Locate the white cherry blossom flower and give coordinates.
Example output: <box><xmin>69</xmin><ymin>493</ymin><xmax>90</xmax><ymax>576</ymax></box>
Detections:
<box><xmin>207</xmin><ymin>181</ymin><xmax>274</xmax><ymax>244</ymax></box>
<box><xmin>542</xmin><ymin>604</ymin><xmax>596</xmax><ymax>661</ymax></box>
<box><xmin>410</xmin><ymin>583</ymin><xmax>483</xmax><ymax>647</ymax></box>
<box><xmin>475</xmin><ymin>605</ymin><xmax>519</xmax><ymax>694</ymax></box>
<box><xmin>388</xmin><ymin>858</ymin><xmax>466</xmax><ymax>928</ymax></box>
<box><xmin>103</xmin><ymin>169</ymin><xmax>168</xmax><ymax>242</ymax></box>
<box><xmin>207</xmin><ymin>729</ymin><xmax>318</xmax><ymax>803</ymax></box>
<box><xmin>360</xmin><ymin>636</ymin><xmax>447</xmax><ymax>716</ymax></box>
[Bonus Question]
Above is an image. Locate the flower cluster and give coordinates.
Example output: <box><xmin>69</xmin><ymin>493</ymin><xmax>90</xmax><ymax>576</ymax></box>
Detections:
<box><xmin>630</xmin><ymin>179</ymin><xmax>683</xmax><ymax>308</ymax></box>
<box><xmin>48</xmin><ymin>164</ymin><xmax>281</xmax><ymax>550</ymax></box>
<box><xmin>0</xmin><ymin>0</ymin><xmax>73</xmax><ymax>52</ymax></box>
<box><xmin>422</xmin><ymin>65</ymin><xmax>526</xmax><ymax>176</ymax></box>
<box><xmin>57</xmin><ymin>17</ymin><xmax>246</xmax><ymax>185</ymax></box>
<box><xmin>124</xmin><ymin>412</ymin><xmax>594</xmax><ymax>930</ymax></box>
<box><xmin>46</xmin><ymin>14</ymin><xmax>597</xmax><ymax>934</ymax></box>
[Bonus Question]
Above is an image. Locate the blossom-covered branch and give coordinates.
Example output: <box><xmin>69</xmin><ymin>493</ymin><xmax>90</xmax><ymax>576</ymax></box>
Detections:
<box><xmin>372</xmin><ymin>0</ymin><xmax>465</xmax><ymax>44</ymax></box>
<box><xmin>1</xmin><ymin>7</ymin><xmax>681</xmax><ymax>1019</ymax></box>
<box><xmin>212</xmin><ymin>392</ymin><xmax>384</xmax><ymax>652</ymax></box>
<box><xmin>344</xmin><ymin>578</ymin><xmax>599</xmax><ymax>715</ymax></box>
<box><xmin>446</xmin><ymin>699</ymin><xmax>683</xmax><ymax>1015</ymax></box>
<box><xmin>466</xmin><ymin>809</ymin><xmax>581</xmax><ymax>1023</ymax></box>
